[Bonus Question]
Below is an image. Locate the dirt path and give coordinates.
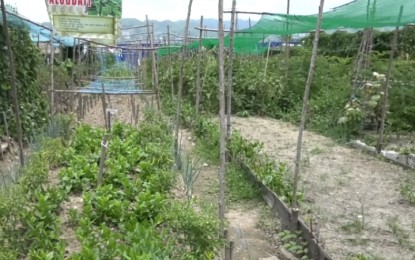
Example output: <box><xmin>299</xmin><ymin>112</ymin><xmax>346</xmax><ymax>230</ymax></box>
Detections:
<box><xmin>232</xmin><ymin>116</ymin><xmax>415</xmax><ymax>260</ymax></box>
<box><xmin>179</xmin><ymin>130</ymin><xmax>281</xmax><ymax>260</ymax></box>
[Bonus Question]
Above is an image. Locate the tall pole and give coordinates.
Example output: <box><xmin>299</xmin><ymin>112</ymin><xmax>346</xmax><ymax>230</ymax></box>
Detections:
<box><xmin>218</xmin><ymin>0</ymin><xmax>226</xmax><ymax>225</ymax></box>
<box><xmin>291</xmin><ymin>0</ymin><xmax>325</xmax><ymax>229</ymax></box>
<box><xmin>167</xmin><ymin>25</ymin><xmax>174</xmax><ymax>97</ymax></box>
<box><xmin>226</xmin><ymin>0</ymin><xmax>236</xmax><ymax>142</ymax></box>
<box><xmin>174</xmin><ymin>0</ymin><xmax>194</xmax><ymax>164</ymax></box>
<box><xmin>146</xmin><ymin>16</ymin><xmax>160</xmax><ymax>110</ymax></box>
<box><xmin>50</xmin><ymin>29</ymin><xmax>55</xmax><ymax>115</ymax></box>
<box><xmin>285</xmin><ymin>0</ymin><xmax>291</xmax><ymax>82</ymax></box>
<box><xmin>376</xmin><ymin>6</ymin><xmax>404</xmax><ymax>153</ymax></box>
<box><xmin>1</xmin><ymin>0</ymin><xmax>25</xmax><ymax>166</ymax></box>
<box><xmin>195</xmin><ymin>15</ymin><xmax>204</xmax><ymax>114</ymax></box>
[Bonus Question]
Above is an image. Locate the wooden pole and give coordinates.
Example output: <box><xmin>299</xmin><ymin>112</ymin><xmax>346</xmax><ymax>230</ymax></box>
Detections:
<box><xmin>291</xmin><ymin>0</ymin><xmax>325</xmax><ymax>229</ymax></box>
<box><xmin>71</xmin><ymin>38</ymin><xmax>76</xmax><ymax>83</ymax></box>
<box><xmin>146</xmin><ymin>16</ymin><xmax>161</xmax><ymax>110</ymax></box>
<box><xmin>97</xmin><ymin>134</ymin><xmax>108</xmax><ymax>187</ymax></box>
<box><xmin>376</xmin><ymin>6</ymin><xmax>403</xmax><ymax>153</ymax></box>
<box><xmin>2</xmin><ymin>112</ymin><xmax>11</xmax><ymax>152</ymax></box>
<box><xmin>174</xmin><ymin>0</ymin><xmax>194</xmax><ymax>162</ymax></box>
<box><xmin>226</xmin><ymin>0</ymin><xmax>236</xmax><ymax>142</ymax></box>
<box><xmin>195</xmin><ymin>15</ymin><xmax>204</xmax><ymax>114</ymax></box>
<box><xmin>50</xmin><ymin>29</ymin><xmax>55</xmax><ymax>115</ymax></box>
<box><xmin>1</xmin><ymin>0</ymin><xmax>25</xmax><ymax>166</ymax></box>
<box><xmin>285</xmin><ymin>0</ymin><xmax>291</xmax><ymax>83</ymax></box>
<box><xmin>101</xmin><ymin>83</ymin><xmax>108</xmax><ymax>130</ymax></box>
<box><xmin>264</xmin><ymin>41</ymin><xmax>271</xmax><ymax>77</ymax></box>
<box><xmin>218</xmin><ymin>0</ymin><xmax>227</xmax><ymax>225</ymax></box>
<box><xmin>167</xmin><ymin>25</ymin><xmax>174</xmax><ymax>97</ymax></box>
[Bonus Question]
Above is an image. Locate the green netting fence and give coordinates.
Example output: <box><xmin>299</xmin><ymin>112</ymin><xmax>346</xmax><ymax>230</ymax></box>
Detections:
<box><xmin>158</xmin><ymin>0</ymin><xmax>415</xmax><ymax>56</ymax></box>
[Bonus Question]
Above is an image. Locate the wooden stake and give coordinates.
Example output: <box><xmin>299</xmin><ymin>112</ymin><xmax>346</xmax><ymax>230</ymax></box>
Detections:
<box><xmin>167</xmin><ymin>25</ymin><xmax>174</xmax><ymax>97</ymax></box>
<box><xmin>71</xmin><ymin>38</ymin><xmax>76</xmax><ymax>83</ymax></box>
<box><xmin>195</xmin><ymin>15</ymin><xmax>204</xmax><ymax>114</ymax></box>
<box><xmin>1</xmin><ymin>0</ymin><xmax>25</xmax><ymax>166</ymax></box>
<box><xmin>376</xmin><ymin>6</ymin><xmax>404</xmax><ymax>153</ymax></box>
<box><xmin>174</xmin><ymin>0</ymin><xmax>194</xmax><ymax>161</ymax></box>
<box><xmin>101</xmin><ymin>83</ymin><xmax>108</xmax><ymax>130</ymax></box>
<box><xmin>291</xmin><ymin>0</ymin><xmax>325</xmax><ymax>224</ymax></box>
<box><xmin>146</xmin><ymin>16</ymin><xmax>161</xmax><ymax>111</ymax></box>
<box><xmin>97</xmin><ymin>134</ymin><xmax>108</xmax><ymax>186</ymax></box>
<box><xmin>218</xmin><ymin>0</ymin><xmax>227</xmax><ymax>224</ymax></box>
<box><xmin>264</xmin><ymin>41</ymin><xmax>271</xmax><ymax>77</ymax></box>
<box><xmin>50</xmin><ymin>29</ymin><xmax>55</xmax><ymax>115</ymax></box>
<box><xmin>226</xmin><ymin>0</ymin><xmax>236</xmax><ymax>143</ymax></box>
<box><xmin>130</xmin><ymin>95</ymin><xmax>135</xmax><ymax>125</ymax></box>
<box><xmin>285</xmin><ymin>0</ymin><xmax>291</xmax><ymax>83</ymax></box>
<box><xmin>2</xmin><ymin>112</ymin><xmax>11</xmax><ymax>153</ymax></box>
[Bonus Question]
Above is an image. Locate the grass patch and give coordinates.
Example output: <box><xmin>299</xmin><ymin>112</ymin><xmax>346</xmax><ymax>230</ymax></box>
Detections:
<box><xmin>226</xmin><ymin>164</ymin><xmax>261</xmax><ymax>203</ymax></box>
<box><xmin>387</xmin><ymin>216</ymin><xmax>415</xmax><ymax>251</ymax></box>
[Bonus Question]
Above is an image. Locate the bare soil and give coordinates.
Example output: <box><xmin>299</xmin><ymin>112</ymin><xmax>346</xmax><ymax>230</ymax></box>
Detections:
<box><xmin>79</xmin><ymin>94</ymin><xmax>156</xmax><ymax>127</ymax></box>
<box><xmin>232</xmin><ymin>116</ymin><xmax>415</xmax><ymax>260</ymax></box>
<box><xmin>179</xmin><ymin>129</ymin><xmax>281</xmax><ymax>260</ymax></box>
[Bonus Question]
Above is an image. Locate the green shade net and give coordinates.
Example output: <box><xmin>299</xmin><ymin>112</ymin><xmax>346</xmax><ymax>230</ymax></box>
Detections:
<box><xmin>159</xmin><ymin>0</ymin><xmax>415</xmax><ymax>55</ymax></box>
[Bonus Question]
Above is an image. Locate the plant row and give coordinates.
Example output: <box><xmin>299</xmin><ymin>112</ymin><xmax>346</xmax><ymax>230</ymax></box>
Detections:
<box><xmin>157</xmin><ymin>49</ymin><xmax>415</xmax><ymax>140</ymax></box>
<box><xmin>162</xmin><ymin>99</ymin><xmax>299</xmax><ymax>205</ymax></box>
<box><xmin>0</xmin><ymin>112</ymin><xmax>221</xmax><ymax>259</ymax></box>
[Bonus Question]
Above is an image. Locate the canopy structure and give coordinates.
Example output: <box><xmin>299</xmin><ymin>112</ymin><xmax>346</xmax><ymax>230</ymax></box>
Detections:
<box><xmin>159</xmin><ymin>0</ymin><xmax>415</xmax><ymax>55</ymax></box>
<box><xmin>0</xmin><ymin>7</ymin><xmax>75</xmax><ymax>47</ymax></box>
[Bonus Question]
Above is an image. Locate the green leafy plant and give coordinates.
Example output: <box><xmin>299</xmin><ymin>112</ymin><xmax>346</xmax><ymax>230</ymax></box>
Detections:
<box><xmin>278</xmin><ymin>230</ymin><xmax>310</xmax><ymax>260</ymax></box>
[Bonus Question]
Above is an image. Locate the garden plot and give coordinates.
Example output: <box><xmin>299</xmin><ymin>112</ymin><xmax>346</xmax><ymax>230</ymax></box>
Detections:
<box><xmin>232</xmin><ymin>116</ymin><xmax>415</xmax><ymax>260</ymax></box>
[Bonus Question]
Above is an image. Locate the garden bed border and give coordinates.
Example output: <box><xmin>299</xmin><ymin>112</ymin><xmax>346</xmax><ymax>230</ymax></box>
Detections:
<box><xmin>229</xmin><ymin>153</ymin><xmax>332</xmax><ymax>260</ymax></box>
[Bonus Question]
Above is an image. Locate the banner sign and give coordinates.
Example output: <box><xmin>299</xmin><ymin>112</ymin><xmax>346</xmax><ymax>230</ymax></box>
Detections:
<box><xmin>45</xmin><ymin>0</ymin><xmax>122</xmax><ymax>44</ymax></box>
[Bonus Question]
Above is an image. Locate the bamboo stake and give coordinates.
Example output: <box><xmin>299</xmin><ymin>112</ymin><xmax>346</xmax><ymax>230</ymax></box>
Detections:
<box><xmin>101</xmin><ymin>83</ymin><xmax>108</xmax><ymax>130</ymax></box>
<box><xmin>1</xmin><ymin>1</ymin><xmax>25</xmax><ymax>166</ymax></box>
<box><xmin>264</xmin><ymin>41</ymin><xmax>271</xmax><ymax>77</ymax></box>
<box><xmin>226</xmin><ymin>0</ymin><xmax>236</xmax><ymax>143</ymax></box>
<box><xmin>285</xmin><ymin>0</ymin><xmax>291</xmax><ymax>83</ymax></box>
<box><xmin>167</xmin><ymin>25</ymin><xmax>174</xmax><ymax>97</ymax></box>
<box><xmin>50</xmin><ymin>29</ymin><xmax>55</xmax><ymax>115</ymax></box>
<box><xmin>71</xmin><ymin>38</ymin><xmax>76</xmax><ymax>83</ymax></box>
<box><xmin>218</xmin><ymin>0</ymin><xmax>227</xmax><ymax>225</ymax></box>
<box><xmin>174</xmin><ymin>0</ymin><xmax>194</xmax><ymax>161</ymax></box>
<box><xmin>146</xmin><ymin>16</ymin><xmax>161</xmax><ymax>111</ymax></box>
<box><xmin>97</xmin><ymin>134</ymin><xmax>108</xmax><ymax>187</ymax></box>
<box><xmin>195</xmin><ymin>15</ymin><xmax>204</xmax><ymax>114</ymax></box>
<box><xmin>2</xmin><ymin>112</ymin><xmax>11</xmax><ymax>153</ymax></box>
<box><xmin>291</xmin><ymin>0</ymin><xmax>325</xmax><ymax>230</ymax></box>
<box><xmin>376</xmin><ymin>6</ymin><xmax>403</xmax><ymax>153</ymax></box>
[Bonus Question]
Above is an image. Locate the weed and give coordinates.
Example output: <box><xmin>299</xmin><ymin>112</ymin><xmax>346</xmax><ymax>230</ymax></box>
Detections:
<box><xmin>347</xmin><ymin>252</ymin><xmax>386</xmax><ymax>260</ymax></box>
<box><xmin>341</xmin><ymin>219</ymin><xmax>365</xmax><ymax>234</ymax></box>
<box><xmin>387</xmin><ymin>216</ymin><xmax>415</xmax><ymax>251</ymax></box>
<box><xmin>400</xmin><ymin>173</ymin><xmax>415</xmax><ymax>205</ymax></box>
<box><xmin>226</xmin><ymin>165</ymin><xmax>261</xmax><ymax>203</ymax></box>
<box><xmin>310</xmin><ymin>147</ymin><xmax>325</xmax><ymax>155</ymax></box>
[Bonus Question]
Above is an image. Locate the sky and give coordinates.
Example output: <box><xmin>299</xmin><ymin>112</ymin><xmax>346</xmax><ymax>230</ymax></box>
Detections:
<box><xmin>5</xmin><ymin>0</ymin><xmax>353</xmax><ymax>23</ymax></box>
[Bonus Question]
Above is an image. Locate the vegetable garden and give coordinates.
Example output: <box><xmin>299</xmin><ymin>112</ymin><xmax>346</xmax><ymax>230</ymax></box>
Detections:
<box><xmin>1</xmin><ymin>0</ymin><xmax>415</xmax><ymax>259</ymax></box>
